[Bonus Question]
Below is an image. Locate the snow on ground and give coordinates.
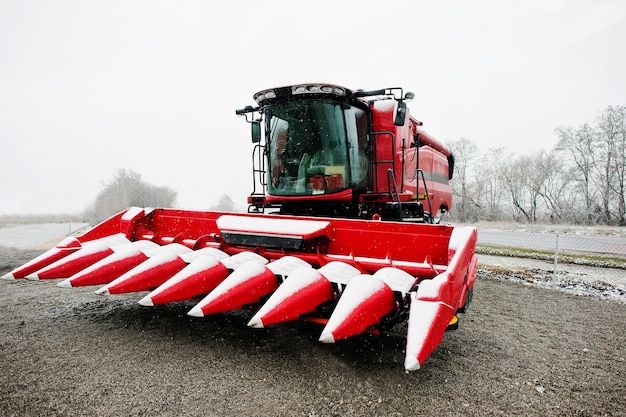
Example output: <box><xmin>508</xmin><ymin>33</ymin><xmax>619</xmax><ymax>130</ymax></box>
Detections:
<box><xmin>478</xmin><ymin>254</ymin><xmax>626</xmax><ymax>304</ymax></box>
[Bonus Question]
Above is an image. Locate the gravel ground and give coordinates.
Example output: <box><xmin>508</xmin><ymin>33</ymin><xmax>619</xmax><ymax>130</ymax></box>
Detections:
<box><xmin>1</xmin><ymin>246</ymin><xmax>625</xmax><ymax>417</ymax></box>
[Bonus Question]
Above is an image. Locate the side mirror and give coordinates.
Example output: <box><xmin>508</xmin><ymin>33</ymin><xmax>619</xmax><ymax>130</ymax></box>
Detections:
<box><xmin>394</xmin><ymin>100</ymin><xmax>407</xmax><ymax>126</ymax></box>
<box><xmin>251</xmin><ymin>121</ymin><xmax>261</xmax><ymax>143</ymax></box>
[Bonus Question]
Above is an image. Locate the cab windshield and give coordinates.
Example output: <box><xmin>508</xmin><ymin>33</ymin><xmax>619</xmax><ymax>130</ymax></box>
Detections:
<box><xmin>266</xmin><ymin>99</ymin><xmax>368</xmax><ymax>196</ymax></box>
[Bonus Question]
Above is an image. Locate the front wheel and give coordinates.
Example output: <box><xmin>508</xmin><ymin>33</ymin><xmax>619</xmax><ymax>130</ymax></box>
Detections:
<box><xmin>433</xmin><ymin>206</ymin><xmax>448</xmax><ymax>224</ymax></box>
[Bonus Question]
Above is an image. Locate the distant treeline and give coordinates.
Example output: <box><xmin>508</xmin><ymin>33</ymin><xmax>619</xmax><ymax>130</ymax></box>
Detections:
<box><xmin>0</xmin><ymin>214</ymin><xmax>85</xmax><ymax>226</ymax></box>
<box><xmin>1</xmin><ymin>170</ymin><xmax>238</xmax><ymax>227</ymax></box>
<box><xmin>446</xmin><ymin>105</ymin><xmax>626</xmax><ymax>226</ymax></box>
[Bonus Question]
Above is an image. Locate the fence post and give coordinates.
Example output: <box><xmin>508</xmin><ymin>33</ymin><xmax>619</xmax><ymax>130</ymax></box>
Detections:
<box><xmin>552</xmin><ymin>234</ymin><xmax>560</xmax><ymax>289</ymax></box>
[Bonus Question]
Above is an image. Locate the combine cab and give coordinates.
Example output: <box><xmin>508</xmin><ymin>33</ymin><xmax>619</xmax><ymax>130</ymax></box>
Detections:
<box><xmin>3</xmin><ymin>84</ymin><xmax>477</xmax><ymax>371</ymax></box>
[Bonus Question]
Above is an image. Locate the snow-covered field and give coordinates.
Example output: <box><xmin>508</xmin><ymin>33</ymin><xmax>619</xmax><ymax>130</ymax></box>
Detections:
<box><xmin>0</xmin><ymin>222</ymin><xmax>89</xmax><ymax>250</ymax></box>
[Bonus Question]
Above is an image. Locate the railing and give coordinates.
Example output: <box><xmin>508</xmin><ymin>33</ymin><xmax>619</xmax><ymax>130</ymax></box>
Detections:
<box><xmin>250</xmin><ymin>143</ymin><xmax>267</xmax><ymax>197</ymax></box>
<box><xmin>369</xmin><ymin>131</ymin><xmax>395</xmax><ymax>195</ymax></box>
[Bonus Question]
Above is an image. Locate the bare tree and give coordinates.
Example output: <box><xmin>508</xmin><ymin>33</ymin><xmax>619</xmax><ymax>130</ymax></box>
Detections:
<box><xmin>84</xmin><ymin>168</ymin><xmax>178</xmax><ymax>224</ymax></box>
<box><xmin>447</xmin><ymin>138</ymin><xmax>479</xmax><ymax>222</ymax></box>
<box><xmin>500</xmin><ymin>154</ymin><xmax>533</xmax><ymax>222</ymax></box>
<box><xmin>499</xmin><ymin>152</ymin><xmax>558</xmax><ymax>223</ymax></box>
<box><xmin>211</xmin><ymin>194</ymin><xmax>236</xmax><ymax>212</ymax></box>
<box><xmin>596</xmin><ymin>105</ymin><xmax>626</xmax><ymax>225</ymax></box>
<box><xmin>555</xmin><ymin>123</ymin><xmax>598</xmax><ymax>222</ymax></box>
<box><xmin>444</xmin><ymin>105</ymin><xmax>625</xmax><ymax>225</ymax></box>
<box><xmin>474</xmin><ymin>147</ymin><xmax>506</xmax><ymax>220</ymax></box>
<box><xmin>534</xmin><ymin>150</ymin><xmax>572</xmax><ymax>222</ymax></box>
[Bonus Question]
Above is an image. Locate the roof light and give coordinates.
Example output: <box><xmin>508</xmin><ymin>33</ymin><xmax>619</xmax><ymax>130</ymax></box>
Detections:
<box><xmin>291</xmin><ymin>84</ymin><xmax>346</xmax><ymax>97</ymax></box>
<box><xmin>254</xmin><ymin>84</ymin><xmax>349</xmax><ymax>105</ymax></box>
<box><xmin>253</xmin><ymin>89</ymin><xmax>277</xmax><ymax>104</ymax></box>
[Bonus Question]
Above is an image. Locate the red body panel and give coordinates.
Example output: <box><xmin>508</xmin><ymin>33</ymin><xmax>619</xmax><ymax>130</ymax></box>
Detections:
<box><xmin>369</xmin><ymin>100</ymin><xmax>453</xmax><ymax>212</ymax></box>
<box><xmin>125</xmin><ymin>209</ymin><xmax>452</xmax><ymax>272</ymax></box>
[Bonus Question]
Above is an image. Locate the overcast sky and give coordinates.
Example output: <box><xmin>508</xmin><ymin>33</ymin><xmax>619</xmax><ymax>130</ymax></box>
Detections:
<box><xmin>1</xmin><ymin>0</ymin><xmax>625</xmax><ymax>215</ymax></box>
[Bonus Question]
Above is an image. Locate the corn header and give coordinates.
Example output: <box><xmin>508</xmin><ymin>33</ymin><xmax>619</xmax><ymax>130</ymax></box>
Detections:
<box><xmin>3</xmin><ymin>84</ymin><xmax>478</xmax><ymax>371</ymax></box>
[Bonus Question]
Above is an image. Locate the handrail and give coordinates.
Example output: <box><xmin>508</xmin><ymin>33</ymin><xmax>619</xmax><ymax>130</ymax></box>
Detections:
<box><xmin>387</xmin><ymin>168</ymin><xmax>403</xmax><ymax>221</ymax></box>
<box><xmin>369</xmin><ymin>131</ymin><xmax>395</xmax><ymax>194</ymax></box>
<box><xmin>250</xmin><ymin>143</ymin><xmax>266</xmax><ymax>196</ymax></box>
<box><xmin>416</xmin><ymin>169</ymin><xmax>434</xmax><ymax>223</ymax></box>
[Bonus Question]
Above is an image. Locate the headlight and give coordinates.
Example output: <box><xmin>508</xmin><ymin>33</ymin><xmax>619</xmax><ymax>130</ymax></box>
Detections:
<box><xmin>292</xmin><ymin>84</ymin><xmax>346</xmax><ymax>97</ymax></box>
<box><xmin>253</xmin><ymin>89</ymin><xmax>277</xmax><ymax>104</ymax></box>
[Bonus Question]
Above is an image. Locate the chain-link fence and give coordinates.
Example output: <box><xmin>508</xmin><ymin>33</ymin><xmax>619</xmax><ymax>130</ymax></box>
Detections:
<box><xmin>468</xmin><ymin>222</ymin><xmax>626</xmax><ymax>301</ymax></box>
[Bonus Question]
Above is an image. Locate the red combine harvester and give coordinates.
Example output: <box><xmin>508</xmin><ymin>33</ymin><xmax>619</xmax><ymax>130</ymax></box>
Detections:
<box><xmin>3</xmin><ymin>84</ymin><xmax>477</xmax><ymax>371</ymax></box>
